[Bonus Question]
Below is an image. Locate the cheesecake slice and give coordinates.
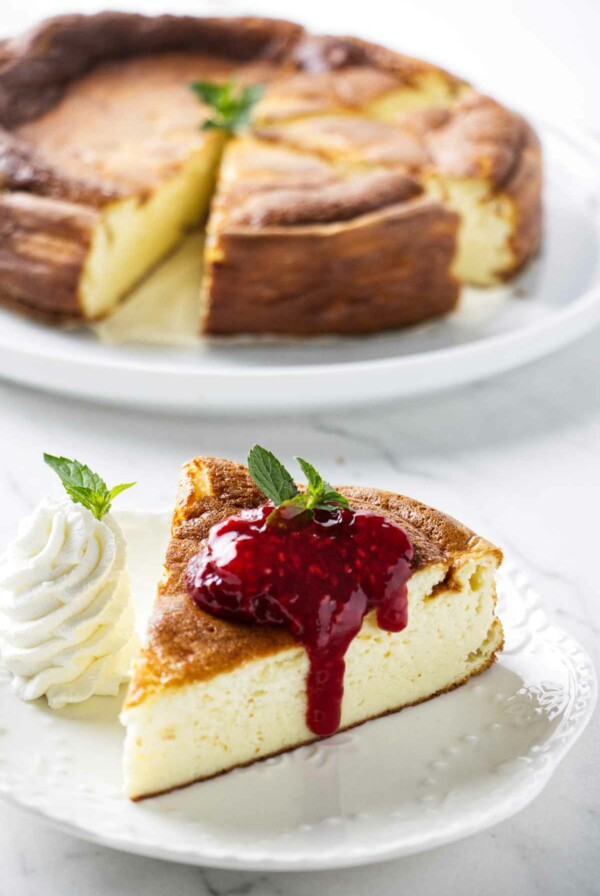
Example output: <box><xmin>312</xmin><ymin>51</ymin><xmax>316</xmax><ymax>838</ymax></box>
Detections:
<box><xmin>201</xmin><ymin>136</ymin><xmax>459</xmax><ymax>335</ymax></box>
<box><xmin>122</xmin><ymin>457</ymin><xmax>503</xmax><ymax>800</ymax></box>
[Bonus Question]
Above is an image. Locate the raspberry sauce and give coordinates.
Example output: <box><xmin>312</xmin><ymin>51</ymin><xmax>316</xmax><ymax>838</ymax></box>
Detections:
<box><xmin>185</xmin><ymin>504</ymin><xmax>413</xmax><ymax>736</ymax></box>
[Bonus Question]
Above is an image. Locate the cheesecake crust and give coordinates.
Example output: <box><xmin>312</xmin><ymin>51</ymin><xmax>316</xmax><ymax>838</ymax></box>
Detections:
<box><xmin>0</xmin><ymin>191</ymin><xmax>97</xmax><ymax>317</ymax></box>
<box><xmin>125</xmin><ymin>457</ymin><xmax>502</xmax><ymax>709</ymax></box>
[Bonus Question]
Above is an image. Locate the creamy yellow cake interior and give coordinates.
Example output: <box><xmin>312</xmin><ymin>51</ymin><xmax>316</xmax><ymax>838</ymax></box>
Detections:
<box><xmin>80</xmin><ymin>137</ymin><xmax>224</xmax><ymax>318</ymax></box>
<box><xmin>123</xmin><ymin>556</ymin><xmax>502</xmax><ymax>798</ymax></box>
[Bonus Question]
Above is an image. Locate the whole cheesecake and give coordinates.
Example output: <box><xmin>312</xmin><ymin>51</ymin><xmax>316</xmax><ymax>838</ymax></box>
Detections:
<box><xmin>0</xmin><ymin>13</ymin><xmax>542</xmax><ymax>334</ymax></box>
<box><xmin>121</xmin><ymin>457</ymin><xmax>503</xmax><ymax>799</ymax></box>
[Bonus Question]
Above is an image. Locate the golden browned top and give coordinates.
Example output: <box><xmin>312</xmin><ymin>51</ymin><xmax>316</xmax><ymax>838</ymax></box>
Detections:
<box><xmin>0</xmin><ymin>12</ymin><xmax>462</xmax><ymax>205</ymax></box>
<box><xmin>403</xmin><ymin>93</ymin><xmax>541</xmax><ymax>185</ymax></box>
<box><xmin>256</xmin><ymin>114</ymin><xmax>427</xmax><ymax>170</ymax></box>
<box><xmin>0</xmin><ymin>13</ymin><xmax>303</xmax><ymax>204</ymax></box>
<box><xmin>16</xmin><ymin>52</ymin><xmax>274</xmax><ymax>197</ymax></box>
<box><xmin>207</xmin><ymin>136</ymin><xmax>423</xmax><ymax>229</ymax></box>
<box><xmin>255</xmin><ymin>93</ymin><xmax>537</xmax><ymax>188</ymax></box>
<box><xmin>207</xmin><ymin>90</ymin><xmax>539</xmax><ymax>235</ymax></box>
<box><xmin>126</xmin><ymin>457</ymin><xmax>501</xmax><ymax>708</ymax></box>
<box><xmin>0</xmin><ymin>13</ymin><xmax>303</xmax><ymax>128</ymax></box>
<box><xmin>0</xmin><ymin>12</ymin><xmax>537</xmax><ymax>209</ymax></box>
<box><xmin>257</xmin><ymin>69</ymin><xmax>400</xmax><ymax>121</ymax></box>
<box><xmin>255</xmin><ymin>33</ymin><xmax>465</xmax><ymax>122</ymax></box>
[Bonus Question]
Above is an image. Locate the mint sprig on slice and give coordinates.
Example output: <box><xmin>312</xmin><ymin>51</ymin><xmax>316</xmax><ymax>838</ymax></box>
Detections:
<box><xmin>190</xmin><ymin>79</ymin><xmax>265</xmax><ymax>134</ymax></box>
<box><xmin>247</xmin><ymin>445</ymin><xmax>349</xmax><ymax>521</ymax></box>
<box><xmin>43</xmin><ymin>454</ymin><xmax>135</xmax><ymax>521</ymax></box>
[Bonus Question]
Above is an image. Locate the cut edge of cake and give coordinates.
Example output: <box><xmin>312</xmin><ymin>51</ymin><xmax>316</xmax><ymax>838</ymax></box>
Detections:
<box><xmin>80</xmin><ymin>133</ymin><xmax>225</xmax><ymax>319</ymax></box>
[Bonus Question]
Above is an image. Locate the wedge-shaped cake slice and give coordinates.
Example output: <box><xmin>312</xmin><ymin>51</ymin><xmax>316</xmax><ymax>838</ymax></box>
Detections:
<box><xmin>122</xmin><ymin>457</ymin><xmax>503</xmax><ymax>800</ymax></box>
<box><xmin>201</xmin><ymin>137</ymin><xmax>460</xmax><ymax>335</ymax></box>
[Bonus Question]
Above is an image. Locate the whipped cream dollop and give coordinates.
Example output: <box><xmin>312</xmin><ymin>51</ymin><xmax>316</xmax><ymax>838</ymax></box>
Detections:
<box><xmin>0</xmin><ymin>495</ymin><xmax>137</xmax><ymax>709</ymax></box>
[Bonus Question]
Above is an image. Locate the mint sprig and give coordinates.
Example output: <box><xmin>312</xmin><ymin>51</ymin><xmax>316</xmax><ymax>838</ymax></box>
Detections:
<box><xmin>43</xmin><ymin>454</ymin><xmax>135</xmax><ymax>521</ymax></box>
<box><xmin>247</xmin><ymin>445</ymin><xmax>349</xmax><ymax>520</ymax></box>
<box><xmin>190</xmin><ymin>79</ymin><xmax>264</xmax><ymax>134</ymax></box>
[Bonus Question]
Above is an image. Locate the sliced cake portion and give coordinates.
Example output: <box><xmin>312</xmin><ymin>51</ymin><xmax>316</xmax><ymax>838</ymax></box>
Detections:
<box><xmin>122</xmin><ymin>457</ymin><xmax>503</xmax><ymax>800</ymax></box>
<box><xmin>201</xmin><ymin>136</ymin><xmax>460</xmax><ymax>335</ymax></box>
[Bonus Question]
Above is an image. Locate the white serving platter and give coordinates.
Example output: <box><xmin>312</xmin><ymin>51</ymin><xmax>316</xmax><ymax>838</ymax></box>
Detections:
<box><xmin>0</xmin><ymin>121</ymin><xmax>599</xmax><ymax>415</ymax></box>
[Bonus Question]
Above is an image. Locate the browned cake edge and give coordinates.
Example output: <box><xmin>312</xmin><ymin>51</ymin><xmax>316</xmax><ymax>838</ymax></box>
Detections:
<box><xmin>0</xmin><ymin>191</ymin><xmax>98</xmax><ymax>318</ymax></box>
<box><xmin>504</xmin><ymin>119</ymin><xmax>543</xmax><ymax>279</ymax></box>
<box><xmin>0</xmin><ymin>13</ymin><xmax>303</xmax><ymax>205</ymax></box>
<box><xmin>407</xmin><ymin>93</ymin><xmax>543</xmax><ymax>279</ymax></box>
<box><xmin>223</xmin><ymin>169</ymin><xmax>423</xmax><ymax>227</ymax></box>
<box><xmin>0</xmin><ymin>13</ymin><xmax>303</xmax><ymax>129</ymax></box>
<box><xmin>125</xmin><ymin>457</ymin><xmax>502</xmax><ymax>711</ymax></box>
<box><xmin>291</xmin><ymin>31</ymin><xmax>465</xmax><ymax>85</ymax></box>
<box><xmin>202</xmin><ymin>196</ymin><xmax>461</xmax><ymax>335</ymax></box>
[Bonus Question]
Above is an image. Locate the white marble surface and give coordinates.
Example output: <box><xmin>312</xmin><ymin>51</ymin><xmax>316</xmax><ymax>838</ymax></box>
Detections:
<box><xmin>0</xmin><ymin>0</ymin><xmax>599</xmax><ymax>892</ymax></box>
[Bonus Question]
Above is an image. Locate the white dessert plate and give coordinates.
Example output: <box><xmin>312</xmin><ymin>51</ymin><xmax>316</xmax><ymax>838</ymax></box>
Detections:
<box><xmin>0</xmin><ymin>121</ymin><xmax>599</xmax><ymax>414</ymax></box>
<box><xmin>0</xmin><ymin>510</ymin><xmax>596</xmax><ymax>870</ymax></box>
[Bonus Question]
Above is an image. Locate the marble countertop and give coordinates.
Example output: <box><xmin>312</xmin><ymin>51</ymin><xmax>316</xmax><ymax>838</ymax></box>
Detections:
<box><xmin>0</xmin><ymin>0</ymin><xmax>599</xmax><ymax>892</ymax></box>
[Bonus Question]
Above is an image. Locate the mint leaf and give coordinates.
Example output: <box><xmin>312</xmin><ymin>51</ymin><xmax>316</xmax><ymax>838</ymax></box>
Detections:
<box><xmin>190</xmin><ymin>78</ymin><xmax>264</xmax><ymax>134</ymax></box>
<box><xmin>43</xmin><ymin>454</ymin><xmax>106</xmax><ymax>494</ymax></box>
<box><xmin>108</xmin><ymin>482</ymin><xmax>136</xmax><ymax>501</ymax></box>
<box><xmin>316</xmin><ymin>490</ymin><xmax>350</xmax><ymax>510</ymax></box>
<box><xmin>296</xmin><ymin>457</ymin><xmax>349</xmax><ymax>511</ymax></box>
<box><xmin>295</xmin><ymin>457</ymin><xmax>323</xmax><ymax>499</ymax></box>
<box><xmin>248</xmin><ymin>446</ymin><xmax>348</xmax><ymax>519</ymax></box>
<box><xmin>247</xmin><ymin>445</ymin><xmax>299</xmax><ymax>505</ymax></box>
<box><xmin>189</xmin><ymin>80</ymin><xmax>228</xmax><ymax>107</ymax></box>
<box><xmin>43</xmin><ymin>454</ymin><xmax>135</xmax><ymax>521</ymax></box>
<box><xmin>295</xmin><ymin>457</ymin><xmax>349</xmax><ymax>510</ymax></box>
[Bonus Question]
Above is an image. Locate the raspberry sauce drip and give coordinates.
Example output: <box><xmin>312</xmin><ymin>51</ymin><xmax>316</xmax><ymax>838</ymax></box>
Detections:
<box><xmin>185</xmin><ymin>504</ymin><xmax>414</xmax><ymax>737</ymax></box>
